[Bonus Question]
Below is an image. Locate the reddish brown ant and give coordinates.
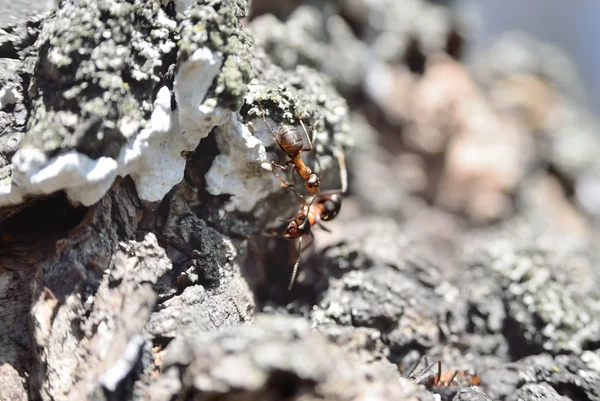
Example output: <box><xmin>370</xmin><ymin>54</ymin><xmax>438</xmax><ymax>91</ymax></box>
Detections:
<box><xmin>408</xmin><ymin>356</ymin><xmax>481</xmax><ymax>390</ymax></box>
<box><xmin>255</xmin><ymin>101</ymin><xmax>321</xmax><ymax>195</ymax></box>
<box><xmin>265</xmin><ymin>151</ymin><xmax>347</xmax><ymax>289</ymax></box>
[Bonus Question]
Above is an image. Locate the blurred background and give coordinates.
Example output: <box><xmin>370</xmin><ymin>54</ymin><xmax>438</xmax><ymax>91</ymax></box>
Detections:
<box><xmin>462</xmin><ymin>0</ymin><xmax>600</xmax><ymax>114</ymax></box>
<box><xmin>248</xmin><ymin>0</ymin><xmax>600</xmax><ymax>235</ymax></box>
<box><xmin>245</xmin><ymin>2</ymin><xmax>600</xmax><ymax>380</ymax></box>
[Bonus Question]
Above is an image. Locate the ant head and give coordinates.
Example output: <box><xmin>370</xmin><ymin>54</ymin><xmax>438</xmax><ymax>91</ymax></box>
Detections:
<box><xmin>284</xmin><ymin>214</ymin><xmax>311</xmax><ymax>239</ymax></box>
<box><xmin>320</xmin><ymin>194</ymin><xmax>342</xmax><ymax>221</ymax></box>
<box><xmin>305</xmin><ymin>174</ymin><xmax>320</xmax><ymax>194</ymax></box>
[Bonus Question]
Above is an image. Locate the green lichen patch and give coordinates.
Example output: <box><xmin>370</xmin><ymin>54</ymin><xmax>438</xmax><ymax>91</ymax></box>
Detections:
<box><xmin>243</xmin><ymin>46</ymin><xmax>351</xmax><ymax>156</ymax></box>
<box><xmin>177</xmin><ymin>0</ymin><xmax>253</xmax><ymax>111</ymax></box>
<box><xmin>23</xmin><ymin>0</ymin><xmax>180</xmax><ymax>159</ymax></box>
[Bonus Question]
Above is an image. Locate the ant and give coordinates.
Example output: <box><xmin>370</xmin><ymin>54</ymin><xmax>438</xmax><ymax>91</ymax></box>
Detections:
<box><xmin>408</xmin><ymin>356</ymin><xmax>481</xmax><ymax>390</ymax></box>
<box><xmin>265</xmin><ymin>151</ymin><xmax>347</xmax><ymax>290</ymax></box>
<box><xmin>255</xmin><ymin>101</ymin><xmax>321</xmax><ymax>196</ymax></box>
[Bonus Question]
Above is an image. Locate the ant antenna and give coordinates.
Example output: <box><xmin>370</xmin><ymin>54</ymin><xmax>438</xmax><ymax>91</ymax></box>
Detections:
<box><xmin>316</xmin><ymin>222</ymin><xmax>332</xmax><ymax>233</ymax></box>
<box><xmin>296</xmin><ymin>112</ymin><xmax>322</xmax><ymax>176</ymax></box>
<box><xmin>407</xmin><ymin>357</ymin><xmax>423</xmax><ymax>378</ymax></box>
<box><xmin>257</xmin><ymin>101</ymin><xmax>279</xmax><ymax>144</ymax></box>
<box><xmin>317</xmin><ymin>151</ymin><xmax>347</xmax><ymax>198</ymax></box>
<box><xmin>337</xmin><ymin>151</ymin><xmax>347</xmax><ymax>194</ymax></box>
<box><xmin>271</xmin><ymin>168</ymin><xmax>305</xmax><ymax>201</ymax></box>
<box><xmin>412</xmin><ymin>357</ymin><xmax>442</xmax><ymax>387</ymax></box>
<box><xmin>295</xmin><ymin>111</ymin><xmax>316</xmax><ymax>152</ymax></box>
<box><xmin>288</xmin><ymin>236</ymin><xmax>303</xmax><ymax>290</ymax></box>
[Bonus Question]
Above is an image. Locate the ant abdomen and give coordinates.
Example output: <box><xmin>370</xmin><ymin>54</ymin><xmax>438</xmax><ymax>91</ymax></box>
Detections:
<box><xmin>320</xmin><ymin>194</ymin><xmax>342</xmax><ymax>221</ymax></box>
<box><xmin>277</xmin><ymin>125</ymin><xmax>305</xmax><ymax>156</ymax></box>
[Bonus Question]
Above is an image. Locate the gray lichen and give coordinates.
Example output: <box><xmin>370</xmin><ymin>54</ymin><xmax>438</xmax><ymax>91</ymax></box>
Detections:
<box><xmin>460</xmin><ymin>231</ymin><xmax>600</xmax><ymax>355</ymax></box>
<box><xmin>250</xmin><ymin>5</ymin><xmax>367</xmax><ymax>94</ymax></box>
<box><xmin>203</xmin><ymin>43</ymin><xmax>350</xmax><ymax>212</ymax></box>
<box><xmin>482</xmin><ymin>353</ymin><xmax>600</xmax><ymax>401</ymax></box>
<box><xmin>0</xmin><ymin>14</ymin><xmax>44</xmax><ymax>170</ymax></box>
<box><xmin>245</xmin><ymin>45</ymin><xmax>351</xmax><ymax>159</ymax></box>
<box><xmin>178</xmin><ymin>0</ymin><xmax>253</xmax><ymax>111</ymax></box>
<box><xmin>25</xmin><ymin>0</ymin><xmax>179</xmax><ymax>159</ymax></box>
<box><xmin>148</xmin><ymin>314</ymin><xmax>435</xmax><ymax>401</ymax></box>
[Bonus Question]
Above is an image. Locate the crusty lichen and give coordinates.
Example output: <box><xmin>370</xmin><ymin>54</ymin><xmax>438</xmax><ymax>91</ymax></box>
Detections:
<box><xmin>464</xmin><ymin>233</ymin><xmax>600</xmax><ymax>354</ymax></box>
<box><xmin>203</xmin><ymin>45</ymin><xmax>351</xmax><ymax>212</ymax></box>
<box><xmin>178</xmin><ymin>0</ymin><xmax>253</xmax><ymax>111</ymax></box>
<box><xmin>2</xmin><ymin>0</ymin><xmax>260</xmax><ymax>208</ymax></box>
<box><xmin>250</xmin><ymin>47</ymin><xmax>349</xmax><ymax>135</ymax></box>
<box><xmin>1</xmin><ymin>0</ymin><xmax>351</xmax><ymax>216</ymax></box>
<box><xmin>23</xmin><ymin>0</ymin><xmax>179</xmax><ymax>159</ymax></box>
<box><xmin>246</xmin><ymin>51</ymin><xmax>351</xmax><ymax>177</ymax></box>
<box><xmin>0</xmin><ymin>0</ymin><xmax>185</xmax><ymax>207</ymax></box>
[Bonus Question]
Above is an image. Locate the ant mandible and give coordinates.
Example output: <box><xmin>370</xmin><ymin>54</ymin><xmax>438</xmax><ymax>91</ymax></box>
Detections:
<box><xmin>266</xmin><ymin>151</ymin><xmax>347</xmax><ymax>290</ymax></box>
<box><xmin>256</xmin><ymin>101</ymin><xmax>321</xmax><ymax>195</ymax></box>
<box><xmin>408</xmin><ymin>356</ymin><xmax>481</xmax><ymax>390</ymax></box>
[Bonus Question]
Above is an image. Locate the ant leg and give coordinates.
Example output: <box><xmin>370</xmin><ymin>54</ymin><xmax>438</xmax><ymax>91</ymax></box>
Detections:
<box><xmin>446</xmin><ymin>370</ymin><xmax>459</xmax><ymax>388</ymax></box>
<box><xmin>256</xmin><ymin>159</ymin><xmax>288</xmax><ymax>171</ymax></box>
<box><xmin>435</xmin><ymin>360</ymin><xmax>442</xmax><ymax>387</ymax></box>
<box><xmin>258</xmin><ymin>101</ymin><xmax>281</xmax><ymax>145</ymax></box>
<box><xmin>295</xmin><ymin>111</ymin><xmax>319</xmax><ymax>152</ymax></box>
<box><xmin>315</xmin><ymin>156</ymin><xmax>323</xmax><ymax>175</ymax></box>
<box><xmin>337</xmin><ymin>152</ymin><xmax>347</xmax><ymax>194</ymax></box>
<box><xmin>262</xmin><ymin>228</ymin><xmax>282</xmax><ymax>238</ymax></box>
<box><xmin>310</xmin><ymin>120</ymin><xmax>319</xmax><ymax>136</ymax></box>
<box><xmin>276</xmin><ymin>168</ymin><xmax>305</xmax><ymax>202</ymax></box>
<box><xmin>316</xmin><ymin>152</ymin><xmax>348</xmax><ymax>197</ymax></box>
<box><xmin>406</xmin><ymin>356</ymin><xmax>425</xmax><ymax>378</ymax></box>
<box><xmin>288</xmin><ymin>236</ymin><xmax>303</xmax><ymax>290</ymax></box>
<box><xmin>273</xmin><ymin>173</ymin><xmax>304</xmax><ymax>201</ymax></box>
<box><xmin>288</xmin><ymin>232</ymin><xmax>315</xmax><ymax>290</ymax></box>
<box><xmin>255</xmin><ymin>160</ymin><xmax>304</xmax><ymax>200</ymax></box>
<box><xmin>413</xmin><ymin>357</ymin><xmax>441</xmax><ymax>387</ymax></box>
<box><xmin>307</xmin><ymin>193</ymin><xmax>318</xmax><ymax>209</ymax></box>
<box><xmin>289</xmin><ymin>165</ymin><xmax>299</xmax><ymax>188</ymax></box>
<box><xmin>309</xmin><ymin>120</ymin><xmax>319</xmax><ymax>151</ymax></box>
<box><xmin>455</xmin><ymin>371</ymin><xmax>465</xmax><ymax>398</ymax></box>
<box><xmin>316</xmin><ymin>222</ymin><xmax>332</xmax><ymax>233</ymax></box>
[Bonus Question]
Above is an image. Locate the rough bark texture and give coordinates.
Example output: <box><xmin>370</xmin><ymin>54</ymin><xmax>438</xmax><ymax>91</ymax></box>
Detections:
<box><xmin>2</xmin><ymin>1</ymin><xmax>600</xmax><ymax>401</ymax></box>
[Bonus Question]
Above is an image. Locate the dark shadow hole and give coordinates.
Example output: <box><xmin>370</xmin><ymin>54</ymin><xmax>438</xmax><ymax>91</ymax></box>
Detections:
<box><xmin>502</xmin><ymin>316</ymin><xmax>544</xmax><ymax>361</ymax></box>
<box><xmin>0</xmin><ymin>192</ymin><xmax>88</xmax><ymax>243</ymax></box>
<box><xmin>264</xmin><ymin>370</ymin><xmax>315</xmax><ymax>400</ymax></box>
<box><xmin>553</xmin><ymin>382</ymin><xmax>590</xmax><ymax>401</ymax></box>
